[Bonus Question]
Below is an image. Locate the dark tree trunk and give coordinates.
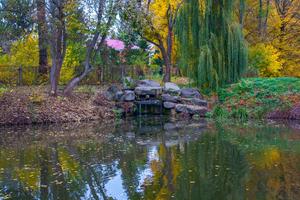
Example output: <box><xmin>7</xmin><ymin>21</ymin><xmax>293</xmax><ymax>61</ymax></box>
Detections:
<box><xmin>258</xmin><ymin>0</ymin><xmax>263</xmax><ymax>37</ymax></box>
<box><xmin>49</xmin><ymin>0</ymin><xmax>66</xmax><ymax>96</ymax></box>
<box><xmin>262</xmin><ymin>0</ymin><xmax>270</xmax><ymax>38</ymax></box>
<box><xmin>163</xmin><ymin>5</ymin><xmax>174</xmax><ymax>83</ymax></box>
<box><xmin>160</xmin><ymin>41</ymin><xmax>171</xmax><ymax>82</ymax></box>
<box><xmin>36</xmin><ymin>0</ymin><xmax>48</xmax><ymax>74</ymax></box>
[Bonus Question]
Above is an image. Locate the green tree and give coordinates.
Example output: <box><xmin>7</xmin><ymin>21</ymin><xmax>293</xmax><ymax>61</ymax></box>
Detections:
<box><xmin>176</xmin><ymin>0</ymin><xmax>248</xmax><ymax>90</ymax></box>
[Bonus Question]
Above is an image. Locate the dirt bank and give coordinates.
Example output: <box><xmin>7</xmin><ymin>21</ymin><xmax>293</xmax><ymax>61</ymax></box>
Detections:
<box><xmin>0</xmin><ymin>86</ymin><xmax>114</xmax><ymax>126</ymax></box>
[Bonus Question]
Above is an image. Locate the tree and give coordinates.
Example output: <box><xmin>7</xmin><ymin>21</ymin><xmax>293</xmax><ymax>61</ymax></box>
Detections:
<box><xmin>243</xmin><ymin>0</ymin><xmax>300</xmax><ymax>77</ymax></box>
<box><xmin>36</xmin><ymin>0</ymin><xmax>48</xmax><ymax>74</ymax></box>
<box><xmin>48</xmin><ymin>0</ymin><xmax>67</xmax><ymax>96</ymax></box>
<box><xmin>176</xmin><ymin>0</ymin><xmax>248</xmax><ymax>90</ymax></box>
<box><xmin>0</xmin><ymin>0</ymin><xmax>34</xmax><ymax>52</ymax></box>
<box><xmin>63</xmin><ymin>0</ymin><xmax>120</xmax><ymax>95</ymax></box>
<box><xmin>124</xmin><ymin>0</ymin><xmax>183</xmax><ymax>82</ymax></box>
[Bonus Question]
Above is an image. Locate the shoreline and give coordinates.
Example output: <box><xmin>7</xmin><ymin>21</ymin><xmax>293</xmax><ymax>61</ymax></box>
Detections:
<box><xmin>0</xmin><ymin>80</ymin><xmax>299</xmax><ymax>126</ymax></box>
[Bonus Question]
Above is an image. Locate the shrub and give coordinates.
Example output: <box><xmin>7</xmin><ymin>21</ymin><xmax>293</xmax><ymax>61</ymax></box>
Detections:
<box><xmin>249</xmin><ymin>44</ymin><xmax>283</xmax><ymax>77</ymax></box>
<box><xmin>0</xmin><ymin>34</ymin><xmax>39</xmax><ymax>85</ymax></box>
<box><xmin>210</xmin><ymin>105</ymin><xmax>229</xmax><ymax>119</ymax></box>
<box><xmin>231</xmin><ymin>107</ymin><xmax>249</xmax><ymax>121</ymax></box>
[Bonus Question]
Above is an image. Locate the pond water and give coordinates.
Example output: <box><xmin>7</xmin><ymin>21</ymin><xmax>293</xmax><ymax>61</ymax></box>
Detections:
<box><xmin>0</xmin><ymin>117</ymin><xmax>299</xmax><ymax>200</ymax></box>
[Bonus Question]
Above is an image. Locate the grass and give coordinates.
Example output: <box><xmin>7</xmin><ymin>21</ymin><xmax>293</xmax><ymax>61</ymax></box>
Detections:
<box><xmin>208</xmin><ymin>77</ymin><xmax>300</xmax><ymax>120</ymax></box>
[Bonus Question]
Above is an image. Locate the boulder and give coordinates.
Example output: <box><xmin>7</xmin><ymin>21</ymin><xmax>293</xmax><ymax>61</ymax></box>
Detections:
<box><xmin>164</xmin><ymin>82</ymin><xmax>180</xmax><ymax>93</ymax></box>
<box><xmin>175</xmin><ymin>104</ymin><xmax>208</xmax><ymax>116</ymax></box>
<box><xmin>104</xmin><ymin>85</ymin><xmax>121</xmax><ymax>101</ymax></box>
<box><xmin>162</xmin><ymin>94</ymin><xmax>180</xmax><ymax>103</ymax></box>
<box><xmin>181</xmin><ymin>88</ymin><xmax>202</xmax><ymax>99</ymax></box>
<box><xmin>181</xmin><ymin>98</ymin><xmax>208</xmax><ymax>107</ymax></box>
<box><xmin>115</xmin><ymin>91</ymin><xmax>124</xmax><ymax>102</ymax></box>
<box><xmin>135</xmin><ymin>87</ymin><xmax>163</xmax><ymax>96</ymax></box>
<box><xmin>163</xmin><ymin>102</ymin><xmax>176</xmax><ymax>109</ymax></box>
<box><xmin>136</xmin><ymin>79</ymin><xmax>160</xmax><ymax>87</ymax></box>
<box><xmin>123</xmin><ymin>90</ymin><xmax>135</xmax><ymax>101</ymax></box>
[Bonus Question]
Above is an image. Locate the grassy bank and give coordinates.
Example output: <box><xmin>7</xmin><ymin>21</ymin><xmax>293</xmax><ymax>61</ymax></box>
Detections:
<box><xmin>208</xmin><ymin>77</ymin><xmax>300</xmax><ymax>120</ymax></box>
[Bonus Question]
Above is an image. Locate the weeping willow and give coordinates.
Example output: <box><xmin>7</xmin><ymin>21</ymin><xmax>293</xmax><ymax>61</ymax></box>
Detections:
<box><xmin>176</xmin><ymin>0</ymin><xmax>248</xmax><ymax>90</ymax></box>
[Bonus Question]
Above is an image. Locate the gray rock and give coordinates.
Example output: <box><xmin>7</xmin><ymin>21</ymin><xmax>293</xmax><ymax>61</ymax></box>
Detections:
<box><xmin>162</xmin><ymin>94</ymin><xmax>180</xmax><ymax>103</ymax></box>
<box><xmin>104</xmin><ymin>85</ymin><xmax>121</xmax><ymax>101</ymax></box>
<box><xmin>115</xmin><ymin>91</ymin><xmax>124</xmax><ymax>101</ymax></box>
<box><xmin>175</xmin><ymin>104</ymin><xmax>208</xmax><ymax>116</ymax></box>
<box><xmin>181</xmin><ymin>98</ymin><xmax>208</xmax><ymax>107</ymax></box>
<box><xmin>135</xmin><ymin>86</ymin><xmax>163</xmax><ymax>96</ymax></box>
<box><xmin>164</xmin><ymin>82</ymin><xmax>180</xmax><ymax>92</ymax></box>
<box><xmin>136</xmin><ymin>79</ymin><xmax>160</xmax><ymax>87</ymax></box>
<box><xmin>123</xmin><ymin>90</ymin><xmax>135</xmax><ymax>101</ymax></box>
<box><xmin>163</xmin><ymin>102</ymin><xmax>176</xmax><ymax>109</ymax></box>
<box><xmin>181</xmin><ymin>88</ymin><xmax>202</xmax><ymax>99</ymax></box>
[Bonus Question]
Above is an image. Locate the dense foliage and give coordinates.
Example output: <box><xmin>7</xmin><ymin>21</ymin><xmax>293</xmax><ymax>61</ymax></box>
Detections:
<box><xmin>0</xmin><ymin>0</ymin><xmax>299</xmax><ymax>92</ymax></box>
<box><xmin>176</xmin><ymin>0</ymin><xmax>248</xmax><ymax>90</ymax></box>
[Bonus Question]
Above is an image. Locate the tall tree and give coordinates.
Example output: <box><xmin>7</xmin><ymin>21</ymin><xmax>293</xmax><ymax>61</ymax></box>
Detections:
<box><xmin>124</xmin><ymin>0</ymin><xmax>183</xmax><ymax>82</ymax></box>
<box><xmin>63</xmin><ymin>0</ymin><xmax>120</xmax><ymax>95</ymax></box>
<box><xmin>36</xmin><ymin>0</ymin><xmax>48</xmax><ymax>74</ymax></box>
<box><xmin>48</xmin><ymin>0</ymin><xmax>67</xmax><ymax>96</ymax></box>
<box><xmin>176</xmin><ymin>0</ymin><xmax>248</xmax><ymax>90</ymax></box>
<box><xmin>0</xmin><ymin>0</ymin><xmax>34</xmax><ymax>52</ymax></box>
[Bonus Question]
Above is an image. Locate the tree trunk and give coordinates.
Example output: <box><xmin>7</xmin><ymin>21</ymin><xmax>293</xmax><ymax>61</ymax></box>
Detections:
<box><xmin>63</xmin><ymin>33</ymin><xmax>106</xmax><ymax>95</ymax></box>
<box><xmin>258</xmin><ymin>0</ymin><xmax>263</xmax><ymax>38</ymax></box>
<box><xmin>163</xmin><ymin>4</ymin><xmax>174</xmax><ymax>83</ymax></box>
<box><xmin>159</xmin><ymin>41</ymin><xmax>171</xmax><ymax>82</ymax></box>
<box><xmin>50</xmin><ymin>56</ymin><xmax>63</xmax><ymax>96</ymax></box>
<box><xmin>63</xmin><ymin>0</ymin><xmax>114</xmax><ymax>95</ymax></box>
<box><xmin>164</xmin><ymin>29</ymin><xmax>173</xmax><ymax>82</ymax></box>
<box><xmin>49</xmin><ymin>0</ymin><xmax>66</xmax><ymax>96</ymax></box>
<box><xmin>36</xmin><ymin>0</ymin><xmax>48</xmax><ymax>74</ymax></box>
<box><xmin>262</xmin><ymin>0</ymin><xmax>270</xmax><ymax>38</ymax></box>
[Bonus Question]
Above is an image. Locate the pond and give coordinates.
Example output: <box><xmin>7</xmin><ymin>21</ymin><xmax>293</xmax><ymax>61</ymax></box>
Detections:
<box><xmin>0</xmin><ymin>117</ymin><xmax>299</xmax><ymax>200</ymax></box>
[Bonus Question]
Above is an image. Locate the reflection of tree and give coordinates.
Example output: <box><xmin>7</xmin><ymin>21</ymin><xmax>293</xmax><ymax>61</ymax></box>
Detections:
<box><xmin>39</xmin><ymin>149</ymin><xmax>50</xmax><ymax>200</ymax></box>
<box><xmin>175</xmin><ymin>133</ymin><xmax>248</xmax><ymax>200</ymax></box>
<box><xmin>0</xmin><ymin>120</ymin><xmax>300</xmax><ymax>200</ymax></box>
<box><xmin>118</xmin><ymin>141</ymin><xmax>148</xmax><ymax>200</ymax></box>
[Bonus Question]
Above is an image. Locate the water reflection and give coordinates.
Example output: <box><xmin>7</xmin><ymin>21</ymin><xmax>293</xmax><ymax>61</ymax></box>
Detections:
<box><xmin>0</xmin><ymin>117</ymin><xmax>299</xmax><ymax>200</ymax></box>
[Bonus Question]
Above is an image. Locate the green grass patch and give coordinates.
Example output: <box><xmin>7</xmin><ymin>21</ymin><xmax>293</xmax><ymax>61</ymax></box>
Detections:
<box><xmin>209</xmin><ymin>77</ymin><xmax>300</xmax><ymax>120</ymax></box>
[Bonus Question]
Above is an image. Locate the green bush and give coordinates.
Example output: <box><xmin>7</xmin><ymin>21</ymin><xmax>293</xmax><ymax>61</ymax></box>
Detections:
<box><xmin>230</xmin><ymin>107</ymin><xmax>249</xmax><ymax>121</ymax></box>
<box><xmin>210</xmin><ymin>105</ymin><xmax>229</xmax><ymax>119</ymax></box>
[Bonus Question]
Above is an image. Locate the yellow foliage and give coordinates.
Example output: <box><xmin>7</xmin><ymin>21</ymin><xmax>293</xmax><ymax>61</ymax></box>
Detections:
<box><xmin>59</xmin><ymin>44</ymin><xmax>81</xmax><ymax>84</ymax></box>
<box><xmin>250</xmin><ymin>147</ymin><xmax>281</xmax><ymax>169</ymax></box>
<box><xmin>58</xmin><ymin>148</ymin><xmax>80</xmax><ymax>177</ymax></box>
<box><xmin>9</xmin><ymin>34</ymin><xmax>39</xmax><ymax>67</ymax></box>
<box><xmin>244</xmin><ymin>0</ymin><xmax>300</xmax><ymax>77</ymax></box>
<box><xmin>146</xmin><ymin>0</ymin><xmax>181</xmax><ymax>62</ymax></box>
<box><xmin>249</xmin><ymin>44</ymin><xmax>283</xmax><ymax>77</ymax></box>
<box><xmin>0</xmin><ymin>34</ymin><xmax>39</xmax><ymax>85</ymax></box>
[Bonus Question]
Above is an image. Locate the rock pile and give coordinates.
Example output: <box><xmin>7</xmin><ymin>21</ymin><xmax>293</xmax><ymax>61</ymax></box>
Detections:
<box><xmin>103</xmin><ymin>79</ymin><xmax>208</xmax><ymax>117</ymax></box>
